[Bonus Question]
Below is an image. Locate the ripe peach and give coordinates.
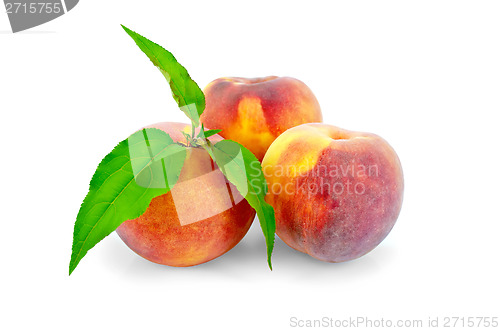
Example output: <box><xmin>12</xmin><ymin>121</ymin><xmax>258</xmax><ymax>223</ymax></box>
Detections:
<box><xmin>200</xmin><ymin>76</ymin><xmax>323</xmax><ymax>161</ymax></box>
<box><xmin>116</xmin><ymin>122</ymin><xmax>256</xmax><ymax>267</ymax></box>
<box><xmin>262</xmin><ymin>123</ymin><xmax>404</xmax><ymax>262</ymax></box>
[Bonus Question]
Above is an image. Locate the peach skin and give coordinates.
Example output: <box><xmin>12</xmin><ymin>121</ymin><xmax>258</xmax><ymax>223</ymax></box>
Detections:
<box><xmin>200</xmin><ymin>76</ymin><xmax>323</xmax><ymax>161</ymax></box>
<box><xmin>262</xmin><ymin>123</ymin><xmax>404</xmax><ymax>263</ymax></box>
<box><xmin>116</xmin><ymin>122</ymin><xmax>256</xmax><ymax>267</ymax></box>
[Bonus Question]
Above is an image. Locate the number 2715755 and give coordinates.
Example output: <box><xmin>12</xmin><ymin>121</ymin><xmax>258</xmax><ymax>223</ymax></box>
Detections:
<box><xmin>443</xmin><ymin>317</ymin><xmax>498</xmax><ymax>328</ymax></box>
<box><xmin>5</xmin><ymin>2</ymin><xmax>62</xmax><ymax>14</ymax></box>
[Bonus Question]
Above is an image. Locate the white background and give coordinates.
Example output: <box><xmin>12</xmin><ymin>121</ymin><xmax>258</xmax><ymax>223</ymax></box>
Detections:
<box><xmin>1</xmin><ymin>1</ymin><xmax>499</xmax><ymax>330</ymax></box>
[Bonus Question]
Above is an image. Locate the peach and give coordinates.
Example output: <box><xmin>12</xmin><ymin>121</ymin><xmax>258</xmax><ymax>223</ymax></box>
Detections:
<box><xmin>116</xmin><ymin>122</ymin><xmax>256</xmax><ymax>267</ymax></box>
<box><xmin>262</xmin><ymin>123</ymin><xmax>404</xmax><ymax>262</ymax></box>
<box><xmin>200</xmin><ymin>76</ymin><xmax>323</xmax><ymax>161</ymax></box>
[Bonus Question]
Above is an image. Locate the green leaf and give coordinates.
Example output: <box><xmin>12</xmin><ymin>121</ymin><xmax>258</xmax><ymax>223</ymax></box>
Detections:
<box><xmin>69</xmin><ymin>128</ymin><xmax>186</xmax><ymax>275</ymax></box>
<box><xmin>181</xmin><ymin>131</ymin><xmax>191</xmax><ymax>145</ymax></box>
<box><xmin>209</xmin><ymin>140</ymin><xmax>276</xmax><ymax>269</ymax></box>
<box><xmin>199</xmin><ymin>129</ymin><xmax>222</xmax><ymax>139</ymax></box>
<box><xmin>121</xmin><ymin>25</ymin><xmax>205</xmax><ymax>126</ymax></box>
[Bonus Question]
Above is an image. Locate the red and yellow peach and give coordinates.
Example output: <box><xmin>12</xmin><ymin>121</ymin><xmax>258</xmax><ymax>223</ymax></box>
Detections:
<box><xmin>262</xmin><ymin>123</ymin><xmax>404</xmax><ymax>262</ymax></box>
<box><xmin>200</xmin><ymin>76</ymin><xmax>323</xmax><ymax>161</ymax></box>
<box><xmin>116</xmin><ymin>122</ymin><xmax>256</xmax><ymax>267</ymax></box>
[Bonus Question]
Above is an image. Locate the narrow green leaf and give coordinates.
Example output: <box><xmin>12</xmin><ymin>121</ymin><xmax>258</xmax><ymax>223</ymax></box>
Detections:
<box><xmin>69</xmin><ymin>128</ymin><xmax>186</xmax><ymax>275</ymax></box>
<box><xmin>181</xmin><ymin>131</ymin><xmax>191</xmax><ymax>145</ymax></box>
<box><xmin>199</xmin><ymin>129</ymin><xmax>222</xmax><ymax>139</ymax></box>
<box><xmin>210</xmin><ymin>140</ymin><xmax>276</xmax><ymax>269</ymax></box>
<box><xmin>121</xmin><ymin>25</ymin><xmax>205</xmax><ymax>126</ymax></box>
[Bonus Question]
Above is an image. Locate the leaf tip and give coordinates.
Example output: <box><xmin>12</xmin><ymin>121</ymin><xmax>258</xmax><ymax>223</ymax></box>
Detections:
<box><xmin>68</xmin><ymin>260</ymin><xmax>76</xmax><ymax>276</ymax></box>
<box><xmin>121</xmin><ymin>24</ymin><xmax>136</xmax><ymax>39</ymax></box>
